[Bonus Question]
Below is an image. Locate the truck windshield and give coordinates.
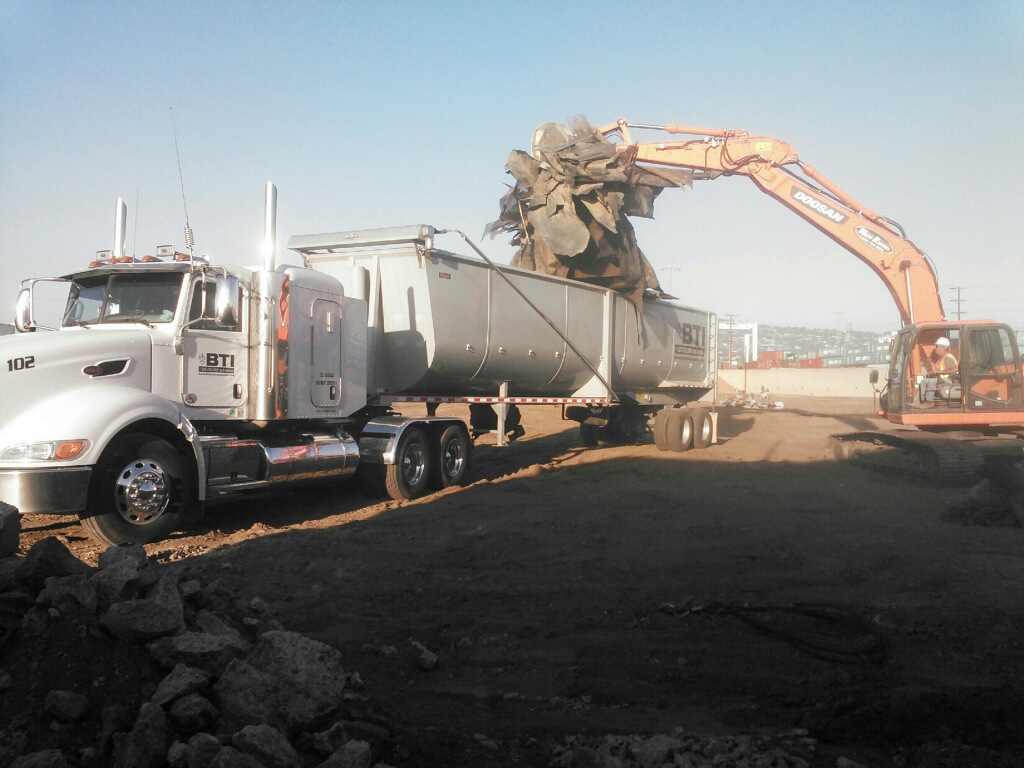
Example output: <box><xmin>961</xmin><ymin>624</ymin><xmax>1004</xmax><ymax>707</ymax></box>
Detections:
<box><xmin>63</xmin><ymin>273</ymin><xmax>184</xmax><ymax>326</ymax></box>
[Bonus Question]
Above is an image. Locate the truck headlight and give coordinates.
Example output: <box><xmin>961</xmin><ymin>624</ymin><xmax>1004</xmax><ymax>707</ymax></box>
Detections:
<box><xmin>0</xmin><ymin>440</ymin><xmax>89</xmax><ymax>462</ymax></box>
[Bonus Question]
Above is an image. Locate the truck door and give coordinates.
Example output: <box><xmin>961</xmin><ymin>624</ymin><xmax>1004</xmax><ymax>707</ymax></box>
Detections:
<box><xmin>181</xmin><ymin>279</ymin><xmax>248</xmax><ymax>408</ymax></box>
<box><xmin>310</xmin><ymin>298</ymin><xmax>342</xmax><ymax>408</ymax></box>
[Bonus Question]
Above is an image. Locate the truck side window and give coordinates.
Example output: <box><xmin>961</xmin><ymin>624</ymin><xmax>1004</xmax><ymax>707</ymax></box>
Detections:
<box><xmin>188</xmin><ymin>282</ymin><xmax>240</xmax><ymax>332</ymax></box>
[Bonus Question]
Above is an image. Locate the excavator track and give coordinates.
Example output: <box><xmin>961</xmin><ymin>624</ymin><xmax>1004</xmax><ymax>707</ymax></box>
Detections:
<box><xmin>832</xmin><ymin>430</ymin><xmax>1024</xmax><ymax>486</ymax></box>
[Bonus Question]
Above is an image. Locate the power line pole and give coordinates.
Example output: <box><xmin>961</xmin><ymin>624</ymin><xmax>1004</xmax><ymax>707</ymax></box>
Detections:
<box><xmin>949</xmin><ymin>287</ymin><xmax>966</xmax><ymax>320</ymax></box>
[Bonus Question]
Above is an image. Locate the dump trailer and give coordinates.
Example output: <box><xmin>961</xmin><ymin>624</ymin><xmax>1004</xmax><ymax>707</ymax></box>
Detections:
<box><xmin>0</xmin><ymin>187</ymin><xmax>717</xmax><ymax>546</ymax></box>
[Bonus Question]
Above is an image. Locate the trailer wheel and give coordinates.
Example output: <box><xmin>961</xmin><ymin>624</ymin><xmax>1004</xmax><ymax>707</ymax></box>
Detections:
<box><xmin>430</xmin><ymin>425</ymin><xmax>471</xmax><ymax>489</ymax></box>
<box><xmin>652</xmin><ymin>409</ymin><xmax>671</xmax><ymax>451</ymax></box>
<box><xmin>691</xmin><ymin>407</ymin><xmax>713</xmax><ymax>449</ymax></box>
<box><xmin>385</xmin><ymin>427</ymin><xmax>430</xmax><ymax>500</ymax></box>
<box><xmin>81</xmin><ymin>433</ymin><xmax>193</xmax><ymax>545</ymax></box>
<box><xmin>666</xmin><ymin>409</ymin><xmax>694</xmax><ymax>453</ymax></box>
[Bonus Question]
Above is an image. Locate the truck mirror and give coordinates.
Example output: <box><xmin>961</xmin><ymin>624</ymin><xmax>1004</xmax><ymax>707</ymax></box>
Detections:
<box><xmin>215</xmin><ymin>275</ymin><xmax>240</xmax><ymax>328</ymax></box>
<box><xmin>869</xmin><ymin>369</ymin><xmax>879</xmax><ymax>384</ymax></box>
<box><xmin>14</xmin><ymin>287</ymin><xmax>35</xmax><ymax>332</ymax></box>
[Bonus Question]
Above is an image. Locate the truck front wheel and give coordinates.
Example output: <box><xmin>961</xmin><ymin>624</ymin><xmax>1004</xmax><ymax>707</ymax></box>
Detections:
<box><xmin>385</xmin><ymin>427</ymin><xmax>430</xmax><ymax>500</ymax></box>
<box><xmin>81</xmin><ymin>433</ymin><xmax>194</xmax><ymax>545</ymax></box>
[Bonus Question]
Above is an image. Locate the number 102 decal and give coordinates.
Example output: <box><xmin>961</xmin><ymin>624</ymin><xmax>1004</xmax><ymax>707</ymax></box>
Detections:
<box><xmin>6</xmin><ymin>356</ymin><xmax>36</xmax><ymax>372</ymax></box>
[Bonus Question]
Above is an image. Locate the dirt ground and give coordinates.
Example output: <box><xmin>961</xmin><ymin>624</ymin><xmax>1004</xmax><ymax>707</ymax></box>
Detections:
<box><xmin>11</xmin><ymin>397</ymin><xmax>1024</xmax><ymax>766</ymax></box>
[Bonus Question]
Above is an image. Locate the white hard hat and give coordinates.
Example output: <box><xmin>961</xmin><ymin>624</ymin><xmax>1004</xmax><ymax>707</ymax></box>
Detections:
<box><xmin>936</xmin><ymin>336</ymin><xmax>950</xmax><ymax>347</ymax></box>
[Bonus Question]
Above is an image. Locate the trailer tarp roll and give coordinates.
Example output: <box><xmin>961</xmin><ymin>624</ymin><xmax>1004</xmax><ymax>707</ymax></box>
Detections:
<box><xmin>487</xmin><ymin>117</ymin><xmax>693</xmax><ymax>307</ymax></box>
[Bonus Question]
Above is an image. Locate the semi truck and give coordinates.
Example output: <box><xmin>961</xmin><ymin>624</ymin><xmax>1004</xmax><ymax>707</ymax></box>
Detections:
<box><xmin>0</xmin><ymin>185</ymin><xmax>717</xmax><ymax>545</ymax></box>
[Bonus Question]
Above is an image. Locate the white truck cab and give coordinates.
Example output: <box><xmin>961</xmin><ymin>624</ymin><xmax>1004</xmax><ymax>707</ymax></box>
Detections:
<box><xmin>0</xmin><ymin>191</ymin><xmax>385</xmax><ymax>545</ymax></box>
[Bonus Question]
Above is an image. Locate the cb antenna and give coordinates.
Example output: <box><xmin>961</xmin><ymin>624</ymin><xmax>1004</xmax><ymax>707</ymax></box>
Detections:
<box><xmin>170</xmin><ymin>107</ymin><xmax>194</xmax><ymax>258</ymax></box>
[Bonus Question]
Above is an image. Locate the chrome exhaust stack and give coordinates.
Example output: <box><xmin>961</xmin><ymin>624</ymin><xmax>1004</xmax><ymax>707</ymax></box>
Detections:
<box><xmin>113</xmin><ymin>198</ymin><xmax>127</xmax><ymax>259</ymax></box>
<box><xmin>263</xmin><ymin>182</ymin><xmax>277</xmax><ymax>272</ymax></box>
<box><xmin>256</xmin><ymin>182</ymin><xmax>281</xmax><ymax>421</ymax></box>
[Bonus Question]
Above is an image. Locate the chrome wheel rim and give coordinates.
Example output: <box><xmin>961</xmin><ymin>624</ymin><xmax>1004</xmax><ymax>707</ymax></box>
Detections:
<box><xmin>115</xmin><ymin>458</ymin><xmax>170</xmax><ymax>524</ymax></box>
<box><xmin>443</xmin><ymin>439</ymin><xmax>464</xmax><ymax>479</ymax></box>
<box><xmin>698</xmin><ymin>416</ymin><xmax>711</xmax><ymax>443</ymax></box>
<box><xmin>403</xmin><ymin>443</ymin><xmax>427</xmax><ymax>487</ymax></box>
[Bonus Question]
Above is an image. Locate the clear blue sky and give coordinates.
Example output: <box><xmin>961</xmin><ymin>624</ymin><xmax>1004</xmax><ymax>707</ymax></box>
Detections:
<box><xmin>2</xmin><ymin>1</ymin><xmax>1021</xmax><ymax>332</ymax></box>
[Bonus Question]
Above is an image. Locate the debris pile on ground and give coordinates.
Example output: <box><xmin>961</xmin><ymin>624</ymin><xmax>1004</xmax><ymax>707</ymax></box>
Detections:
<box><xmin>0</xmin><ymin>537</ymin><xmax>396</xmax><ymax>768</ymax></box>
<box><xmin>942</xmin><ymin>455</ymin><xmax>1024</xmax><ymax>527</ymax></box>
<box><xmin>486</xmin><ymin>116</ymin><xmax>693</xmax><ymax>306</ymax></box>
<box><xmin>722</xmin><ymin>388</ymin><xmax>784</xmax><ymax>410</ymax></box>
<box><xmin>0</xmin><ymin>501</ymin><xmax>19</xmax><ymax>557</ymax></box>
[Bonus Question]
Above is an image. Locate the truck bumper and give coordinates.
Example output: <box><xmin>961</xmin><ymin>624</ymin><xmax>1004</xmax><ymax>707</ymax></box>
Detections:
<box><xmin>0</xmin><ymin>467</ymin><xmax>92</xmax><ymax>515</ymax></box>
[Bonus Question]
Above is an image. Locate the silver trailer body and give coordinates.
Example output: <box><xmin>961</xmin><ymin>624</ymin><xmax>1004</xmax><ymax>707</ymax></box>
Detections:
<box><xmin>290</xmin><ymin>226</ymin><xmax>716</xmax><ymax>404</ymax></box>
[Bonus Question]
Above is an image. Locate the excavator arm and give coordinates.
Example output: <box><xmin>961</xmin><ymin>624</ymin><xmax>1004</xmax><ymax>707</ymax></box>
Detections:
<box><xmin>599</xmin><ymin>119</ymin><xmax>946</xmax><ymax>326</ymax></box>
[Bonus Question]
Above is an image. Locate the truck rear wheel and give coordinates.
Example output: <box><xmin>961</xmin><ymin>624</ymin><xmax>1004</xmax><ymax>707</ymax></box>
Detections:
<box><xmin>430</xmin><ymin>425</ymin><xmax>471</xmax><ymax>489</ymax></box>
<box><xmin>81</xmin><ymin>433</ymin><xmax>193</xmax><ymax>545</ymax></box>
<box><xmin>691</xmin><ymin>407</ymin><xmax>713</xmax><ymax>449</ymax></box>
<box><xmin>653</xmin><ymin>409</ymin><xmax>671</xmax><ymax>451</ymax></box>
<box><xmin>385</xmin><ymin>427</ymin><xmax>430</xmax><ymax>500</ymax></box>
<box><xmin>666</xmin><ymin>409</ymin><xmax>694</xmax><ymax>453</ymax></box>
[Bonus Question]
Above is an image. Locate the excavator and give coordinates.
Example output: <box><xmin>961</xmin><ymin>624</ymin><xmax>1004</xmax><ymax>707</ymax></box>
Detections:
<box><xmin>596</xmin><ymin>119</ymin><xmax>1024</xmax><ymax>481</ymax></box>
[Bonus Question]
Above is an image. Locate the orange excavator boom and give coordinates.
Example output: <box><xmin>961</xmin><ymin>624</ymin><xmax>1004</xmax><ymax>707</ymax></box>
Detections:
<box><xmin>599</xmin><ymin>119</ymin><xmax>946</xmax><ymax>326</ymax></box>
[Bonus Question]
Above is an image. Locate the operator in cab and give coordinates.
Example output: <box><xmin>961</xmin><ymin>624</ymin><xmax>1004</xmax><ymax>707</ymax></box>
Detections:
<box><xmin>923</xmin><ymin>336</ymin><xmax>958</xmax><ymax>403</ymax></box>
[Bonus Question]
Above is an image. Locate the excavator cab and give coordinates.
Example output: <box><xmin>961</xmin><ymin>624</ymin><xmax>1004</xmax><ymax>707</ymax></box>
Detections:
<box><xmin>882</xmin><ymin>322</ymin><xmax>1024</xmax><ymax>430</ymax></box>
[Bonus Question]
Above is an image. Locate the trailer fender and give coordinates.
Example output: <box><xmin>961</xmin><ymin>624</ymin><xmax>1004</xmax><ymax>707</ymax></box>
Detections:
<box><xmin>358</xmin><ymin>415</ymin><xmax>465</xmax><ymax>465</ymax></box>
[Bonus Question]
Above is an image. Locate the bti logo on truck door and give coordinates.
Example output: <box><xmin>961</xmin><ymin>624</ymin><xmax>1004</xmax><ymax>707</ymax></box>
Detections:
<box><xmin>182</xmin><ymin>337</ymin><xmax>246</xmax><ymax>408</ymax></box>
<box><xmin>199</xmin><ymin>353</ymin><xmax>236</xmax><ymax>375</ymax></box>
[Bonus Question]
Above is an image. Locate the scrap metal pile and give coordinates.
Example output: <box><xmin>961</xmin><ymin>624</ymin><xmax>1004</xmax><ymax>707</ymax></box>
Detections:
<box><xmin>722</xmin><ymin>387</ymin><xmax>785</xmax><ymax>410</ymax></box>
<box><xmin>487</xmin><ymin>117</ymin><xmax>693</xmax><ymax>306</ymax></box>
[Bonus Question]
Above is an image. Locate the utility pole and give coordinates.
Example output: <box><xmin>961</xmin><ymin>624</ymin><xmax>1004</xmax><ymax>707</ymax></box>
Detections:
<box><xmin>949</xmin><ymin>287</ymin><xmax>965</xmax><ymax>320</ymax></box>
